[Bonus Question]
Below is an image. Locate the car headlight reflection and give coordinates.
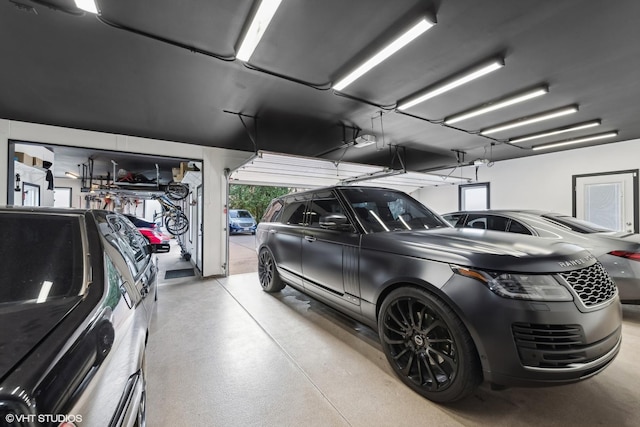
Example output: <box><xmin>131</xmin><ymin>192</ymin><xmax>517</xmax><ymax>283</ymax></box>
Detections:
<box><xmin>451</xmin><ymin>265</ymin><xmax>573</xmax><ymax>301</ymax></box>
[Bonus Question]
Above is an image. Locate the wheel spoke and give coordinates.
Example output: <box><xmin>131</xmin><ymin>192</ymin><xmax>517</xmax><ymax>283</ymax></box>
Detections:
<box><xmin>401</xmin><ymin>351</ymin><xmax>415</xmax><ymax>376</ymax></box>
<box><xmin>428</xmin><ymin>346</ymin><xmax>455</xmax><ymax>368</ymax></box>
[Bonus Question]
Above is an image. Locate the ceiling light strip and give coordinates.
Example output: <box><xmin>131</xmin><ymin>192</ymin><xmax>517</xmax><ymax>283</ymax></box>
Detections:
<box><xmin>510</xmin><ymin>120</ymin><xmax>601</xmax><ymax>144</ymax></box>
<box><xmin>481</xmin><ymin>105</ymin><xmax>578</xmax><ymax>135</ymax></box>
<box><xmin>397</xmin><ymin>58</ymin><xmax>505</xmax><ymax>110</ymax></box>
<box><xmin>445</xmin><ymin>86</ymin><xmax>548</xmax><ymax>125</ymax></box>
<box><xmin>333</xmin><ymin>18</ymin><xmax>435</xmax><ymax>91</ymax></box>
<box><xmin>75</xmin><ymin>0</ymin><xmax>98</xmax><ymax>14</ymax></box>
<box><xmin>532</xmin><ymin>132</ymin><xmax>618</xmax><ymax>151</ymax></box>
<box><xmin>236</xmin><ymin>0</ymin><xmax>283</xmax><ymax>62</ymax></box>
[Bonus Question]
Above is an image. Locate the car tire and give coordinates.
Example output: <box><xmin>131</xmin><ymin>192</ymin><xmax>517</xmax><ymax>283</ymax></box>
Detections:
<box><xmin>258</xmin><ymin>248</ymin><xmax>285</xmax><ymax>293</ymax></box>
<box><xmin>378</xmin><ymin>287</ymin><xmax>482</xmax><ymax>403</ymax></box>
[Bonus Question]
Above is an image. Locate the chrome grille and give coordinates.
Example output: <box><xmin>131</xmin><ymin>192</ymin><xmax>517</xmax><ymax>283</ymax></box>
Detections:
<box><xmin>238</xmin><ymin>222</ymin><xmax>254</xmax><ymax>227</ymax></box>
<box><xmin>559</xmin><ymin>262</ymin><xmax>617</xmax><ymax>307</ymax></box>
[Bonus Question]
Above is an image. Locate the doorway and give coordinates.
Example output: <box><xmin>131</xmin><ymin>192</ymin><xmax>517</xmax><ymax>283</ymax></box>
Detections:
<box><xmin>573</xmin><ymin>170</ymin><xmax>639</xmax><ymax>233</ymax></box>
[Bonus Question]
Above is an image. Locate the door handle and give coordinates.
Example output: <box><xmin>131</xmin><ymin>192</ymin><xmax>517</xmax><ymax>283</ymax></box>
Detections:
<box><xmin>304</xmin><ymin>236</ymin><xmax>316</xmax><ymax>242</ymax></box>
<box><xmin>269</xmin><ymin>229</ymin><xmax>277</xmax><ymax>234</ymax></box>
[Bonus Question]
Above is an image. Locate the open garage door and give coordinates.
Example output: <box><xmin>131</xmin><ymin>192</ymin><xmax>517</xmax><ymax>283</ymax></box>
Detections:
<box><xmin>229</xmin><ymin>151</ymin><xmax>471</xmax><ymax>193</ymax></box>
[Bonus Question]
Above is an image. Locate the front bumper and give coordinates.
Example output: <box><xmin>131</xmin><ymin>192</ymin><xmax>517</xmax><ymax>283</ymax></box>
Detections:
<box><xmin>441</xmin><ymin>275</ymin><xmax>623</xmax><ymax>387</ymax></box>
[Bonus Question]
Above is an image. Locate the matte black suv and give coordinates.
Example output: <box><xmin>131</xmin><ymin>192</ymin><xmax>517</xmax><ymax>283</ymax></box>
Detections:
<box><xmin>0</xmin><ymin>207</ymin><xmax>157</xmax><ymax>426</ymax></box>
<box><xmin>256</xmin><ymin>186</ymin><xmax>622</xmax><ymax>403</ymax></box>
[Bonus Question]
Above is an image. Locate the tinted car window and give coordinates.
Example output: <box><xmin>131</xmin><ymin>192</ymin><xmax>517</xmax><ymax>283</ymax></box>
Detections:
<box><xmin>443</xmin><ymin>213</ymin><xmax>465</xmax><ymax>227</ymax></box>
<box><xmin>279</xmin><ymin>199</ymin><xmax>307</xmax><ymax>225</ymax></box>
<box><xmin>308</xmin><ymin>191</ymin><xmax>347</xmax><ymax>229</ymax></box>
<box><xmin>233</xmin><ymin>210</ymin><xmax>254</xmax><ymax>219</ymax></box>
<box><xmin>508</xmin><ymin>220</ymin><xmax>532</xmax><ymax>235</ymax></box>
<box><xmin>467</xmin><ymin>214</ymin><xmax>508</xmax><ymax>231</ymax></box>
<box><xmin>341</xmin><ymin>188</ymin><xmax>447</xmax><ymax>232</ymax></box>
<box><xmin>0</xmin><ymin>213</ymin><xmax>84</xmax><ymax>304</ymax></box>
<box><xmin>103</xmin><ymin>215</ymin><xmax>150</xmax><ymax>277</ymax></box>
<box><xmin>262</xmin><ymin>200</ymin><xmax>283</xmax><ymax>222</ymax></box>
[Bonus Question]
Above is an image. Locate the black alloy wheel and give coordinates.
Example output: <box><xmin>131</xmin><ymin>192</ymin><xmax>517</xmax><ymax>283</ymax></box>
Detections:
<box><xmin>258</xmin><ymin>248</ymin><xmax>285</xmax><ymax>292</ymax></box>
<box><xmin>378</xmin><ymin>287</ymin><xmax>481</xmax><ymax>403</ymax></box>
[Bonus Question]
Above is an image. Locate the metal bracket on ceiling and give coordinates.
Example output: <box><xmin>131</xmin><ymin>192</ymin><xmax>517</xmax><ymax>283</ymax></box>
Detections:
<box><xmin>224</xmin><ymin>110</ymin><xmax>259</xmax><ymax>154</ymax></box>
<box><xmin>388</xmin><ymin>145</ymin><xmax>407</xmax><ymax>173</ymax></box>
<box><xmin>315</xmin><ymin>123</ymin><xmax>361</xmax><ymax>159</ymax></box>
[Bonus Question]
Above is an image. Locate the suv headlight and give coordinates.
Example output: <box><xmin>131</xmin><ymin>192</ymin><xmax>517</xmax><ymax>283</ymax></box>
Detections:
<box><xmin>451</xmin><ymin>265</ymin><xmax>573</xmax><ymax>302</ymax></box>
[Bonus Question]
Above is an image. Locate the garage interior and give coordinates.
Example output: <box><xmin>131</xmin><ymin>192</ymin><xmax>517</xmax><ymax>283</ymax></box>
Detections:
<box><xmin>2</xmin><ymin>0</ymin><xmax>640</xmax><ymax>425</ymax></box>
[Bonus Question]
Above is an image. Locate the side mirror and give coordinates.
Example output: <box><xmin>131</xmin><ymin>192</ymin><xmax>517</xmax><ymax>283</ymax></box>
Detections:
<box><xmin>319</xmin><ymin>214</ymin><xmax>350</xmax><ymax>230</ymax></box>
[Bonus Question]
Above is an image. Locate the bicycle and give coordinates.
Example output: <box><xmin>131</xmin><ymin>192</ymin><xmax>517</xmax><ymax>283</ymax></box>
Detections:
<box><xmin>153</xmin><ymin>193</ymin><xmax>189</xmax><ymax>235</ymax></box>
<box><xmin>165</xmin><ymin>182</ymin><xmax>190</xmax><ymax>201</ymax></box>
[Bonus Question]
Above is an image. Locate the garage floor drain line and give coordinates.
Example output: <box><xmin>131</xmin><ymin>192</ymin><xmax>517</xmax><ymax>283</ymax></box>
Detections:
<box><xmin>164</xmin><ymin>268</ymin><xmax>195</xmax><ymax>279</ymax></box>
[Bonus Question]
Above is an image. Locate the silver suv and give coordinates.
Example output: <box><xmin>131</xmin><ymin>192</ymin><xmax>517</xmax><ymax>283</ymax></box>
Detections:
<box><xmin>256</xmin><ymin>186</ymin><xmax>622</xmax><ymax>403</ymax></box>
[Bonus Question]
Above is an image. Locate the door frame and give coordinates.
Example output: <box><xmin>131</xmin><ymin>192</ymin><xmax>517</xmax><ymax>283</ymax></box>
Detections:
<box><xmin>572</xmin><ymin>169</ymin><xmax>639</xmax><ymax>233</ymax></box>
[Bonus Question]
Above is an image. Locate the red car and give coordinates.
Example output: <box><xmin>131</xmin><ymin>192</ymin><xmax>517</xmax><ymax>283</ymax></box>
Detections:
<box><xmin>124</xmin><ymin>215</ymin><xmax>172</xmax><ymax>253</ymax></box>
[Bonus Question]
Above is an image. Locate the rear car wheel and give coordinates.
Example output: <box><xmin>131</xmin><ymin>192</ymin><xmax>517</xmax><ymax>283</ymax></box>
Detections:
<box><xmin>258</xmin><ymin>248</ymin><xmax>285</xmax><ymax>292</ymax></box>
<box><xmin>378</xmin><ymin>287</ymin><xmax>482</xmax><ymax>403</ymax></box>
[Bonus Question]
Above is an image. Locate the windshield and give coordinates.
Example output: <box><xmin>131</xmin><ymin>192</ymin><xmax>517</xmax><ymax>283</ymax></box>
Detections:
<box><xmin>0</xmin><ymin>213</ymin><xmax>84</xmax><ymax>305</ymax></box>
<box><xmin>542</xmin><ymin>214</ymin><xmax>613</xmax><ymax>233</ymax></box>
<box><xmin>340</xmin><ymin>188</ymin><xmax>449</xmax><ymax>233</ymax></box>
<box><xmin>230</xmin><ymin>210</ymin><xmax>253</xmax><ymax>219</ymax></box>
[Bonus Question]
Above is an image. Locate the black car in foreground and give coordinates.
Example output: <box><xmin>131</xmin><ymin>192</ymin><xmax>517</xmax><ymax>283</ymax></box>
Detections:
<box><xmin>256</xmin><ymin>186</ymin><xmax>622</xmax><ymax>403</ymax></box>
<box><xmin>0</xmin><ymin>207</ymin><xmax>157</xmax><ymax>426</ymax></box>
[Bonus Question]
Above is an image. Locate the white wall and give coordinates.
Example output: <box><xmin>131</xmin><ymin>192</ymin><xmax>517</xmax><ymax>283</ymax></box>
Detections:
<box><xmin>1</xmin><ymin>118</ymin><xmax>252</xmax><ymax>277</ymax></box>
<box><xmin>414</xmin><ymin>138</ymin><xmax>640</xmax><ymax>215</ymax></box>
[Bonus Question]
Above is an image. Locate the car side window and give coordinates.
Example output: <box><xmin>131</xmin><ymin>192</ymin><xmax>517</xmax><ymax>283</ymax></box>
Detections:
<box><xmin>105</xmin><ymin>215</ymin><xmax>150</xmax><ymax>278</ymax></box>
<box><xmin>262</xmin><ymin>200</ymin><xmax>283</xmax><ymax>222</ymax></box>
<box><xmin>467</xmin><ymin>214</ymin><xmax>508</xmax><ymax>231</ymax></box>
<box><xmin>507</xmin><ymin>220</ymin><xmax>532</xmax><ymax>235</ymax></box>
<box><xmin>105</xmin><ymin>254</ymin><xmax>136</xmax><ymax>309</ymax></box>
<box><xmin>443</xmin><ymin>213</ymin><xmax>465</xmax><ymax>227</ymax></box>
<box><xmin>279</xmin><ymin>199</ymin><xmax>307</xmax><ymax>225</ymax></box>
<box><xmin>307</xmin><ymin>191</ymin><xmax>349</xmax><ymax>229</ymax></box>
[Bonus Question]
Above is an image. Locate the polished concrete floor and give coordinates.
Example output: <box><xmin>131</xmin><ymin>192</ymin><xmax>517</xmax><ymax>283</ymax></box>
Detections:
<box><xmin>148</xmin><ymin>243</ymin><xmax>640</xmax><ymax>426</ymax></box>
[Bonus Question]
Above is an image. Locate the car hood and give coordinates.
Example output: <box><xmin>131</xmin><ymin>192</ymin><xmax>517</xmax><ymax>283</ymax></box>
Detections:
<box><xmin>362</xmin><ymin>227</ymin><xmax>596</xmax><ymax>273</ymax></box>
<box><xmin>0</xmin><ymin>298</ymin><xmax>80</xmax><ymax>381</ymax></box>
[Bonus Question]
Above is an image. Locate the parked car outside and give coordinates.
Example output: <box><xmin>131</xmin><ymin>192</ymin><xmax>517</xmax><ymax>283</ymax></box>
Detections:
<box><xmin>256</xmin><ymin>186</ymin><xmax>622</xmax><ymax>403</ymax></box>
<box><xmin>125</xmin><ymin>214</ymin><xmax>171</xmax><ymax>253</ymax></box>
<box><xmin>229</xmin><ymin>209</ymin><xmax>257</xmax><ymax>235</ymax></box>
<box><xmin>0</xmin><ymin>207</ymin><xmax>157</xmax><ymax>426</ymax></box>
<box><xmin>442</xmin><ymin>210</ymin><xmax>640</xmax><ymax>303</ymax></box>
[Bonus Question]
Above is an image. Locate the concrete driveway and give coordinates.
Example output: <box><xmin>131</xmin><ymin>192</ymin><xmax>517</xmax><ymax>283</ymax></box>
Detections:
<box><xmin>228</xmin><ymin>234</ymin><xmax>258</xmax><ymax>275</ymax></box>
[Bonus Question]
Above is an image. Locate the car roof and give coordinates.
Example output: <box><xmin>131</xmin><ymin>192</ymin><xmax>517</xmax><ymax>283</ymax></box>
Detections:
<box><xmin>273</xmin><ymin>185</ymin><xmax>404</xmax><ymax>201</ymax></box>
<box><xmin>0</xmin><ymin>206</ymin><xmax>91</xmax><ymax>215</ymax></box>
<box><xmin>444</xmin><ymin>209</ymin><xmax>561</xmax><ymax>217</ymax></box>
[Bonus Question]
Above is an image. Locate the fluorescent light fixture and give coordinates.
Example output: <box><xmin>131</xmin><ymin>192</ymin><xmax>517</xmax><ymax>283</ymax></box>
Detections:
<box><xmin>445</xmin><ymin>86</ymin><xmax>548</xmax><ymax>125</ymax></box>
<box><xmin>236</xmin><ymin>0</ymin><xmax>283</xmax><ymax>62</ymax></box>
<box><xmin>532</xmin><ymin>131</ymin><xmax>618</xmax><ymax>151</ymax></box>
<box><xmin>75</xmin><ymin>0</ymin><xmax>98</xmax><ymax>14</ymax></box>
<box><xmin>354</xmin><ymin>134</ymin><xmax>377</xmax><ymax>148</ymax></box>
<box><xmin>510</xmin><ymin>120</ymin><xmax>601</xmax><ymax>144</ymax></box>
<box><xmin>333</xmin><ymin>17</ymin><xmax>435</xmax><ymax>91</ymax></box>
<box><xmin>481</xmin><ymin>105</ymin><xmax>578</xmax><ymax>135</ymax></box>
<box><xmin>65</xmin><ymin>171</ymin><xmax>79</xmax><ymax>179</ymax></box>
<box><xmin>37</xmin><ymin>281</ymin><xmax>53</xmax><ymax>303</ymax></box>
<box><xmin>398</xmin><ymin>58</ymin><xmax>504</xmax><ymax>110</ymax></box>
